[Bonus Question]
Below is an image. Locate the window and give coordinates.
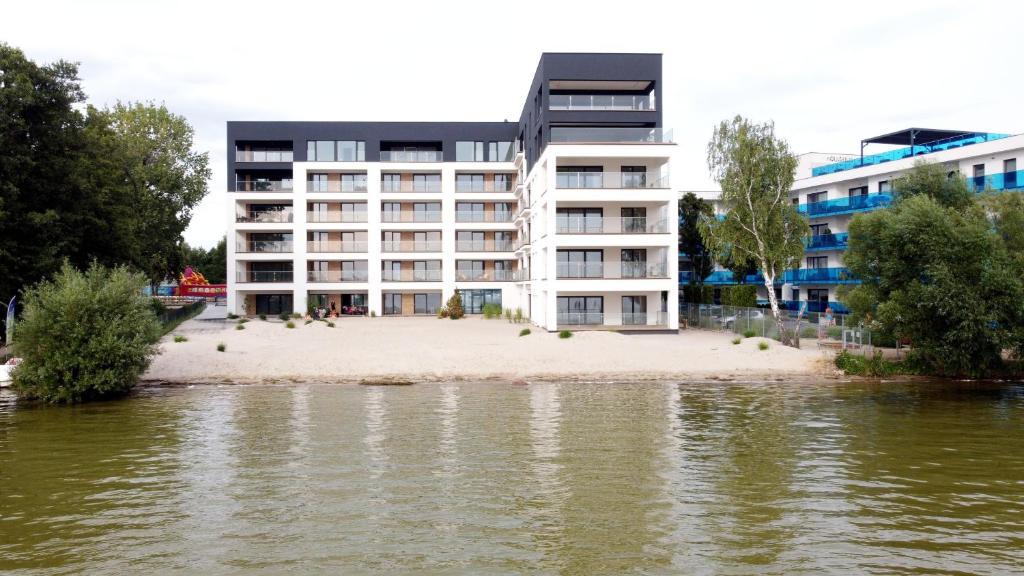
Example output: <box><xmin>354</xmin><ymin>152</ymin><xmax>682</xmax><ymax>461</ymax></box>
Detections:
<box><xmin>809</xmin><ymin>223</ymin><xmax>831</xmax><ymax>236</ymax></box>
<box><xmin>488</xmin><ymin>141</ymin><xmax>513</xmax><ymax>162</ymax></box>
<box><xmin>340</xmin><ymin>173</ymin><xmax>367</xmax><ymax>192</ymax></box>
<box><xmin>458</xmin><ymin>290</ymin><xmax>502</xmax><ymax>314</ymax></box>
<box><xmin>621</xmin><ymin>207</ymin><xmax>647</xmax><ymax>233</ymax></box>
<box><xmin>806</xmin><ymin>256</ymin><xmax>828</xmax><ymax>269</ymax></box>
<box><xmin>381</xmin><ymin>202</ymin><xmax>401</xmax><ymax>222</ymax></box>
<box><xmin>556</xmin><ymin>166</ymin><xmax>603</xmax><ymax>189</ymax></box>
<box><xmin>413</xmin><ymin>202</ymin><xmax>441</xmax><ymax>222</ymax></box>
<box><xmin>621</xmin><ymin>249</ymin><xmax>648</xmax><ymax>278</ymax></box>
<box><xmin>456</xmin><ymin>260</ymin><xmax>485</xmax><ymax>280</ymax></box>
<box><xmin>807</xmin><ymin>191</ymin><xmax>828</xmax><ymax>204</ymax></box>
<box><xmin>307</xmin><ymin>140</ymin><xmax>365</xmax><ymax>161</ymax></box>
<box><xmin>807</xmin><ymin>289</ymin><xmax>829</xmax><ymax>305</ymax></box>
<box><xmin>973</xmin><ymin>163</ymin><xmax>986</xmax><ymax>178</ymax></box>
<box><xmin>309</xmin><ymin>173</ymin><xmax>329</xmax><ymax>192</ymax></box>
<box><xmin>493</xmin><ymin>173</ymin><xmax>512</xmax><ymax>191</ymax></box>
<box><xmin>314</xmin><ymin>141</ymin><xmax>336</xmax><ymax>162</ymax></box>
<box><xmin>381</xmin><ymin>174</ymin><xmax>402</xmax><ymax>192</ymax></box>
<box><xmin>338</xmin><ymin>141</ymin><xmax>365</xmax><ymax>162</ymax></box>
<box><xmin>878</xmin><ymin>180</ymin><xmax>890</xmax><ymax>193</ymax></box>
<box><xmin>557</xmin><ymin>250</ymin><xmax>603</xmax><ymax>278</ymax></box>
<box><xmin>558</xmin><ymin>296</ymin><xmax>603</xmax><ymax>325</ymax></box>
<box><xmin>456</xmin><ymin>141</ymin><xmax>484</xmax><ymax>162</ymax></box>
<box><xmin>413</xmin><ymin>174</ymin><xmax>441</xmax><ymax>192</ymax></box>
<box><xmin>383</xmin><ymin>293</ymin><xmax>402</xmax><ymax>315</ymax></box>
<box><xmin>414</xmin><ymin>293</ymin><xmax>442</xmax><ymax>315</ymax></box>
<box><xmin>848</xmin><ymin>186</ymin><xmax>868</xmax><ymax>198</ymax></box>
<box><xmin>622</xmin><ymin>296</ymin><xmax>647</xmax><ymax>325</ymax></box>
<box><xmin>556</xmin><ymin>208</ymin><xmax>602</xmax><ymax>233</ymax></box>
<box><xmin>456</xmin><ymin>201</ymin><xmax>485</xmax><ymax>222</ymax></box>
<box><xmin>1006</xmin><ymin>159</ymin><xmax>1018</xmax><ymax>189</ymax></box>
<box><xmin>457</xmin><ymin>231</ymin><xmax>485</xmax><ymax>251</ymax></box>
<box><xmin>494</xmin><ymin>203</ymin><xmax>511</xmax><ymax>221</ymax></box>
<box><xmin>456</xmin><ymin>174</ymin><xmax>485</xmax><ymax>192</ymax></box>
<box><xmin>621</xmin><ymin>166</ymin><xmax>648</xmax><ymax>188</ymax></box>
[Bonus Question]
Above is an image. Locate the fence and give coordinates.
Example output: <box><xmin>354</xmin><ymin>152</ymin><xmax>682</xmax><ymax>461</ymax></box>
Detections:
<box><xmin>158</xmin><ymin>301</ymin><xmax>206</xmax><ymax>334</ymax></box>
<box><xmin>680</xmin><ymin>303</ymin><xmax>872</xmax><ymax>350</ymax></box>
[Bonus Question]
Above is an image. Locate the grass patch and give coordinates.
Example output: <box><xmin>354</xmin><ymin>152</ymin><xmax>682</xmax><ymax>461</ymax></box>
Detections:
<box><xmin>558</xmin><ymin>330</ymin><xmax>572</xmax><ymax>339</ymax></box>
<box><xmin>731</xmin><ymin>337</ymin><xmax>741</xmax><ymax>345</ymax></box>
<box><xmin>216</xmin><ymin>342</ymin><xmax>226</xmax><ymax>352</ymax></box>
<box><xmin>519</xmin><ymin>328</ymin><xmax>531</xmax><ymax>337</ymax></box>
<box><xmin>290</xmin><ymin>313</ymin><xmax>302</xmax><ymax>319</ymax></box>
<box><xmin>259</xmin><ymin>314</ymin><xmax>267</xmax><ymax>321</ymax></box>
<box><xmin>173</xmin><ymin>335</ymin><xmax>187</xmax><ymax>343</ymax></box>
<box><xmin>227</xmin><ymin>312</ymin><xmax>238</xmax><ymax>320</ymax></box>
<box><xmin>285</xmin><ymin>321</ymin><xmax>295</xmax><ymax>329</ymax></box>
<box><xmin>235</xmin><ymin>324</ymin><xmax>245</xmax><ymax>331</ymax></box>
<box><xmin>326</xmin><ymin>321</ymin><xmax>335</xmax><ymax>328</ymax></box>
<box><xmin>237</xmin><ymin>318</ymin><xmax>249</xmax><ymax>324</ymax></box>
<box><xmin>758</xmin><ymin>341</ymin><xmax>769</xmax><ymax>351</ymax></box>
<box><xmin>742</xmin><ymin>329</ymin><xmax>756</xmax><ymax>338</ymax></box>
<box><xmin>834</xmin><ymin>350</ymin><xmax>908</xmax><ymax>377</ymax></box>
<box><xmin>359</xmin><ymin>378</ymin><xmax>413</xmax><ymax>386</ymax></box>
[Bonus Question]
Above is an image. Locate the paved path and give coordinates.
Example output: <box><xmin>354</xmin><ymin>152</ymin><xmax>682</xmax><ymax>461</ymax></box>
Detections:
<box><xmin>194</xmin><ymin>302</ymin><xmax>227</xmax><ymax>321</ymax></box>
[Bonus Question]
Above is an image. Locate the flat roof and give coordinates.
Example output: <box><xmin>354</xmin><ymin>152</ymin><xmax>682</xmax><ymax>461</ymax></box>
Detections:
<box><xmin>863</xmin><ymin>128</ymin><xmax>980</xmax><ymax>146</ymax></box>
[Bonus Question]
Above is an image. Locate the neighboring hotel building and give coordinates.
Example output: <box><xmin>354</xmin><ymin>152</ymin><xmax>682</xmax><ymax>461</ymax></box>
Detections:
<box><xmin>227</xmin><ymin>53</ymin><xmax>679</xmax><ymax>330</ymax></box>
<box><xmin>681</xmin><ymin>128</ymin><xmax>1024</xmax><ymax>312</ymax></box>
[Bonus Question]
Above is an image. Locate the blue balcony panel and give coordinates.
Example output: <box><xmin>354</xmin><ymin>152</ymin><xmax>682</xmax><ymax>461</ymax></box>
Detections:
<box><xmin>805</xmin><ymin>232</ymin><xmax>849</xmax><ymax>251</ymax></box>
<box><xmin>798</xmin><ymin>193</ymin><xmax>892</xmax><ymax>218</ymax></box>
<box><xmin>784</xmin><ymin>267</ymin><xmax>860</xmax><ymax>285</ymax></box>
<box><xmin>967</xmin><ymin>170</ymin><xmax>1024</xmax><ymax>193</ymax></box>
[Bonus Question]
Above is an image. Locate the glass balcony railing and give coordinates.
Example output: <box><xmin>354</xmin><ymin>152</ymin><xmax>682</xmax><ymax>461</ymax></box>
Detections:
<box><xmin>235</xmin><ymin>180</ymin><xmax>293</xmax><ymax>192</ymax></box>
<box><xmin>549</xmin><ymin>94</ymin><xmax>655</xmax><ymax>111</ymax></box>
<box><xmin>701</xmin><ymin>270</ymin><xmax>765</xmax><ymax>285</ymax></box>
<box><xmin>784</xmin><ymin>267</ymin><xmax>859</xmax><ymax>284</ymax></box>
<box><xmin>381</xmin><ymin>180</ymin><xmax>442</xmax><ymax>193</ymax></box>
<box><xmin>306</xmin><ymin>211</ymin><xmax>368</xmax><ymax>223</ymax></box>
<box><xmin>381</xmin><ymin>211</ymin><xmax>442</xmax><ymax>223</ymax></box>
<box><xmin>381</xmin><ymin>241</ymin><xmax>442</xmax><ymax>252</ymax></box>
<box><xmin>557</xmin><ymin>311</ymin><xmax>668</xmax><ymax>327</ymax></box>
<box><xmin>556</xmin><ymin>216</ymin><xmax>671</xmax><ymax>234</ymax></box>
<box><xmin>549</xmin><ymin>127</ymin><xmax>673</xmax><ymax>144</ymax></box>
<box><xmin>306</xmin><ymin>180</ymin><xmax>368</xmax><ymax>193</ymax></box>
<box><xmin>455</xmin><ymin>210</ymin><xmax>515</xmax><ymax>223</ymax></box>
<box><xmin>380</xmin><ymin>150</ymin><xmax>443</xmax><ymax>162</ymax></box>
<box><xmin>967</xmin><ymin>170</ymin><xmax>1024</xmax><ymax>192</ymax></box>
<box><xmin>235</xmin><ymin>149</ymin><xmax>293</xmax><ymax>163</ymax></box>
<box><xmin>798</xmin><ymin>193</ymin><xmax>892</xmax><ymax>218</ymax></box>
<box><xmin>236</xmin><ymin>210</ymin><xmax>293</xmax><ymax>223</ymax></box>
<box><xmin>778</xmin><ymin>300</ymin><xmax>849</xmax><ymax>314</ymax></box>
<box><xmin>236</xmin><ymin>240</ymin><xmax>293</xmax><ymax>253</ymax></box>
<box><xmin>455</xmin><ymin>180</ymin><xmax>515</xmax><ymax>193</ymax></box>
<box><xmin>805</xmin><ymin>232</ymin><xmax>849</xmax><ymax>251</ymax></box>
<box><xmin>455</xmin><ymin>240</ymin><xmax>514</xmax><ymax>252</ymax></box>
<box><xmin>307</xmin><ymin>270</ymin><xmax>369</xmax><ymax>283</ymax></box>
<box><xmin>555</xmin><ymin>171</ymin><xmax>670</xmax><ymax>189</ymax></box>
<box><xmin>455</xmin><ymin>269</ymin><xmax>518</xmax><ymax>282</ymax></box>
<box><xmin>381</xmin><ymin>269</ymin><xmax>442</xmax><ymax>282</ymax></box>
<box><xmin>307</xmin><ymin>241</ymin><xmax>368</xmax><ymax>253</ymax></box>
<box><xmin>811</xmin><ymin>133</ymin><xmax>1011</xmax><ymax>176</ymax></box>
<box><xmin>557</xmin><ymin>262</ymin><xmax>669</xmax><ymax>279</ymax></box>
<box><xmin>236</xmin><ymin>271</ymin><xmax>293</xmax><ymax>283</ymax></box>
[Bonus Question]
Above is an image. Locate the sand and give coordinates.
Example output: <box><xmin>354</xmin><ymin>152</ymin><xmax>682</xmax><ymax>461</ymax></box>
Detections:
<box><xmin>144</xmin><ymin>309</ymin><xmax>835</xmax><ymax>384</ymax></box>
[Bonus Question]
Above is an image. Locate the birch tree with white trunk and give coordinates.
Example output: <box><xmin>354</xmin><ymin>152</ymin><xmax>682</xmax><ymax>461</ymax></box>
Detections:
<box><xmin>700</xmin><ymin>116</ymin><xmax>809</xmax><ymax>347</ymax></box>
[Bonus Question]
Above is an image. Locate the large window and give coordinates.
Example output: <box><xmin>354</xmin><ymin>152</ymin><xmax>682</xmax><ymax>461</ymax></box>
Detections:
<box><xmin>557</xmin><ymin>296</ymin><xmax>603</xmax><ymax>325</ymax></box>
<box><xmin>556</xmin><ymin>208</ymin><xmax>602</xmax><ymax>234</ymax></box>
<box><xmin>622</xmin><ymin>296</ymin><xmax>647</xmax><ymax>325</ymax></box>
<box><xmin>456</xmin><ymin>173</ymin><xmax>485</xmax><ymax>192</ymax></box>
<box><xmin>806</xmin><ymin>256</ymin><xmax>828</xmax><ymax>269</ymax></box>
<box><xmin>383</xmin><ymin>293</ymin><xmax>402</xmax><ymax>315</ymax></box>
<box><xmin>458</xmin><ymin>289</ymin><xmax>501</xmax><ymax>314</ymax></box>
<box><xmin>557</xmin><ymin>250</ymin><xmax>603</xmax><ymax>278</ymax></box>
<box><xmin>489</xmin><ymin>141</ymin><xmax>514</xmax><ymax>162</ymax></box>
<box><xmin>456</xmin><ymin>141</ymin><xmax>485</xmax><ymax>162</ymax></box>
<box><xmin>621</xmin><ymin>249</ymin><xmax>648</xmax><ymax>278</ymax></box>
<box><xmin>414</xmin><ymin>293</ymin><xmax>442</xmax><ymax>315</ymax></box>
<box><xmin>307</xmin><ymin>140</ymin><xmax>366</xmax><ymax>162</ymax></box>
<box><xmin>556</xmin><ymin>166</ymin><xmax>603</xmax><ymax>189</ymax></box>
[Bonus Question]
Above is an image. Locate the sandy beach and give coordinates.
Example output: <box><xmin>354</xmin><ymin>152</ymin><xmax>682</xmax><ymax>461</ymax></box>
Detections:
<box><xmin>144</xmin><ymin>307</ymin><xmax>835</xmax><ymax>384</ymax></box>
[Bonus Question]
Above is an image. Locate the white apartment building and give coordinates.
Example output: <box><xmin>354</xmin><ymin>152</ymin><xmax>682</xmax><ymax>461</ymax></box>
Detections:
<box><xmin>227</xmin><ymin>53</ymin><xmax>679</xmax><ymax>331</ymax></box>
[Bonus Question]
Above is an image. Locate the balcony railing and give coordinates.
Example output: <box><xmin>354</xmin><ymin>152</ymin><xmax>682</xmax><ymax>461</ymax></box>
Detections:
<box><xmin>235</xmin><ymin>150</ymin><xmax>293</xmax><ymax>162</ymax></box>
<box><xmin>555</xmin><ymin>172</ymin><xmax>670</xmax><ymax>189</ymax></box>
<box><xmin>307</xmin><ymin>270</ymin><xmax>369</xmax><ymax>283</ymax></box>
<box><xmin>812</xmin><ymin>133</ymin><xmax>1011</xmax><ymax>177</ymax></box>
<box><xmin>381</xmin><ymin>240</ymin><xmax>442</xmax><ymax>252</ymax></box>
<box><xmin>455</xmin><ymin>210</ymin><xmax>515</xmax><ymax>223</ymax></box>
<box><xmin>556</xmin><ymin>216</ymin><xmax>671</xmax><ymax>234</ymax></box>
<box><xmin>381</xmin><ymin>180</ymin><xmax>443</xmax><ymax>193</ymax></box>
<box><xmin>557</xmin><ymin>311</ymin><xmax>668</xmax><ymax>327</ymax></box>
<box><xmin>236</xmin><ymin>210</ymin><xmax>293</xmax><ymax>223</ymax></box>
<box><xmin>805</xmin><ymin>232</ymin><xmax>849</xmax><ymax>251</ymax></box>
<box><xmin>514</xmin><ymin>237</ymin><xmax>532</xmax><ymax>251</ymax></box>
<box><xmin>381</xmin><ymin>211</ymin><xmax>442</xmax><ymax>223</ymax></box>
<box><xmin>967</xmin><ymin>170</ymin><xmax>1024</xmax><ymax>192</ymax></box>
<box><xmin>557</xmin><ymin>262</ymin><xmax>669</xmax><ymax>279</ymax></box>
<box><xmin>455</xmin><ymin>269</ymin><xmax>518</xmax><ymax>282</ymax></box>
<box><xmin>306</xmin><ymin>211</ymin><xmax>368</xmax><ymax>223</ymax></box>
<box><xmin>380</xmin><ymin>150</ymin><xmax>443</xmax><ymax>162</ymax></box>
<box><xmin>778</xmin><ymin>300</ymin><xmax>849</xmax><ymax>314</ymax></box>
<box><xmin>455</xmin><ymin>240</ymin><xmax>514</xmax><ymax>252</ymax></box>
<box><xmin>454</xmin><ymin>180</ymin><xmax>515</xmax><ymax>193</ymax></box>
<box><xmin>306</xmin><ymin>180</ymin><xmax>368</xmax><ymax>193</ymax></box>
<box><xmin>798</xmin><ymin>193</ymin><xmax>892</xmax><ymax>218</ymax></box>
<box><xmin>381</xmin><ymin>269</ymin><xmax>442</xmax><ymax>282</ymax></box>
<box><xmin>236</xmin><ymin>271</ymin><xmax>293</xmax><ymax>283</ymax></box>
<box><xmin>783</xmin><ymin>267</ymin><xmax>859</xmax><ymax>285</ymax></box>
<box><xmin>236</xmin><ymin>240</ymin><xmax>293</xmax><ymax>253</ymax></box>
<box><xmin>235</xmin><ymin>180</ymin><xmax>293</xmax><ymax>192</ymax></box>
<box><xmin>550</xmin><ymin>127</ymin><xmax>673</xmax><ymax>144</ymax></box>
<box><xmin>307</xmin><ymin>241</ymin><xmax>368</xmax><ymax>253</ymax></box>
<box><xmin>549</xmin><ymin>94</ymin><xmax>655</xmax><ymax>111</ymax></box>
<box><xmin>683</xmin><ymin>270</ymin><xmax>765</xmax><ymax>285</ymax></box>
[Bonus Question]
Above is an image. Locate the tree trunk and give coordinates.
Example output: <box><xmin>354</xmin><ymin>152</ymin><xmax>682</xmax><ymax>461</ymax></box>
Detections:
<box><xmin>762</xmin><ymin>272</ymin><xmax>791</xmax><ymax>347</ymax></box>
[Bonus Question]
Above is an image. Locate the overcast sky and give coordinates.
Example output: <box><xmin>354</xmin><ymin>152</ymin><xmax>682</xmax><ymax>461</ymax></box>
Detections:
<box><xmin>4</xmin><ymin>0</ymin><xmax>1022</xmax><ymax>248</ymax></box>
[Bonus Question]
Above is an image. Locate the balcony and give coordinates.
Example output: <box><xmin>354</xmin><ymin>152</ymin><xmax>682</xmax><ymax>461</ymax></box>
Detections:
<box><xmin>455</xmin><ymin>210</ymin><xmax>515</xmax><ymax>223</ymax></box>
<box><xmin>805</xmin><ymin>232</ymin><xmax>849</xmax><ymax>251</ymax></box>
<box><xmin>555</xmin><ymin>172</ymin><xmax>670</xmax><ymax>189</ymax></box>
<box><xmin>237</xmin><ymin>240</ymin><xmax>293</xmax><ymax>253</ymax></box>
<box><xmin>549</xmin><ymin>94</ymin><xmax>654</xmax><ymax>111</ymax></box>
<box><xmin>693</xmin><ymin>270</ymin><xmax>765</xmax><ymax>285</ymax></box>
<box><xmin>968</xmin><ymin>170</ymin><xmax>1024</xmax><ymax>192</ymax></box>
<box><xmin>236</xmin><ymin>210</ymin><xmax>293</xmax><ymax>223</ymax></box>
<box><xmin>307</xmin><ymin>270</ymin><xmax>369</xmax><ymax>283</ymax></box>
<box><xmin>784</xmin><ymin>267</ymin><xmax>859</xmax><ymax>285</ymax></box>
<box><xmin>307</xmin><ymin>211</ymin><xmax>368</xmax><ymax>223</ymax></box>
<box><xmin>381</xmin><ymin>269</ymin><xmax>442</xmax><ymax>282</ymax></box>
<box><xmin>556</xmin><ymin>216</ymin><xmax>671</xmax><ymax>234</ymax></box>
<box><xmin>381</xmin><ymin>211</ymin><xmax>442</xmax><ymax>223</ymax></box>
<box><xmin>778</xmin><ymin>300</ymin><xmax>850</xmax><ymax>314</ymax></box>
<box><xmin>381</xmin><ymin>180</ymin><xmax>442</xmax><ymax>193</ymax></box>
<box><xmin>455</xmin><ymin>240</ymin><xmax>514</xmax><ymax>252</ymax></box>
<box><xmin>550</xmin><ymin>127</ymin><xmax>673</xmax><ymax>144</ymax></box>
<box><xmin>557</xmin><ymin>262</ymin><xmax>669</xmax><ymax>279</ymax></box>
<box><xmin>307</xmin><ymin>241</ymin><xmax>368</xmax><ymax>253</ymax></box>
<box><xmin>455</xmin><ymin>269</ymin><xmax>518</xmax><ymax>282</ymax></box>
<box><xmin>235</xmin><ymin>149</ymin><xmax>293</xmax><ymax>163</ymax></box>
<box><xmin>382</xmin><ymin>240</ymin><xmax>442</xmax><ymax>252</ymax></box>
<box><xmin>236</xmin><ymin>271</ymin><xmax>293</xmax><ymax>283</ymax></box>
<box><xmin>235</xmin><ymin>179</ymin><xmax>293</xmax><ymax>192</ymax></box>
<box><xmin>455</xmin><ymin>180</ymin><xmax>515</xmax><ymax>193</ymax></box>
<box><xmin>812</xmin><ymin>133</ymin><xmax>1011</xmax><ymax>177</ymax></box>
<box><xmin>380</xmin><ymin>150</ymin><xmax>443</xmax><ymax>162</ymax></box>
<box><xmin>798</xmin><ymin>193</ymin><xmax>892</xmax><ymax>218</ymax></box>
<box><xmin>557</xmin><ymin>311</ymin><xmax>668</xmax><ymax>328</ymax></box>
<box><xmin>307</xmin><ymin>180</ymin><xmax>368</xmax><ymax>193</ymax></box>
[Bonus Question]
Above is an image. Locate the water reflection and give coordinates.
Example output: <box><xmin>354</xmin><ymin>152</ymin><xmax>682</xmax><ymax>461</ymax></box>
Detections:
<box><xmin>0</xmin><ymin>381</ymin><xmax>1022</xmax><ymax>574</ymax></box>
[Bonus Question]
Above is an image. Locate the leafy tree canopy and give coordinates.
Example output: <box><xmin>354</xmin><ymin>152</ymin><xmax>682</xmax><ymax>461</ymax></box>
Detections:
<box><xmin>678</xmin><ymin>192</ymin><xmax>716</xmax><ymax>284</ymax></box>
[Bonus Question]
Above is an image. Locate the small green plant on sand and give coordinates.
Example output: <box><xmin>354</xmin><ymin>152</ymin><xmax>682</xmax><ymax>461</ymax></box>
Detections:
<box><xmin>514</xmin><ymin>307</ymin><xmax>524</xmax><ymax>323</ymax></box>
<box><xmin>173</xmin><ymin>335</ymin><xmax>187</xmax><ymax>343</ymax></box>
<box><xmin>227</xmin><ymin>312</ymin><xmax>238</xmax><ymax>320</ymax></box>
<box><xmin>743</xmin><ymin>329</ymin><xmax>756</xmax><ymax>338</ymax></box>
<box><xmin>731</xmin><ymin>337</ymin><xmax>741</xmax><ymax>345</ymax></box>
<box><xmin>259</xmin><ymin>314</ymin><xmax>267</xmax><ymax>321</ymax></box>
<box><xmin>327</xmin><ymin>321</ymin><xmax>335</xmax><ymax>328</ymax></box>
<box><xmin>505</xmin><ymin>308</ymin><xmax>513</xmax><ymax>323</ymax></box>
<box><xmin>237</xmin><ymin>318</ymin><xmax>249</xmax><ymax>324</ymax></box>
<box><xmin>278</xmin><ymin>312</ymin><xmax>290</xmax><ymax>321</ymax></box>
<box><xmin>558</xmin><ymin>330</ymin><xmax>572</xmax><ymax>339</ymax></box>
<box><xmin>304</xmin><ymin>319</ymin><xmax>312</xmax><ymax>325</ymax></box>
<box><xmin>286</xmin><ymin>321</ymin><xmax>295</xmax><ymax>329</ymax></box>
<box><xmin>217</xmin><ymin>342</ymin><xmax>226</xmax><ymax>352</ymax></box>
<box><xmin>235</xmin><ymin>324</ymin><xmax>245</xmax><ymax>331</ymax></box>
<box><xmin>758</xmin><ymin>341</ymin><xmax>769</xmax><ymax>351</ymax></box>
<box><xmin>370</xmin><ymin>310</ymin><xmax>377</xmax><ymax>318</ymax></box>
<box><xmin>519</xmin><ymin>328</ymin><xmax>531</xmax><ymax>337</ymax></box>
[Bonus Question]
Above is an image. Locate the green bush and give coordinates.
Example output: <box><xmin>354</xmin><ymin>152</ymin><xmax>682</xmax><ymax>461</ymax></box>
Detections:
<box><xmin>519</xmin><ymin>328</ymin><xmax>531</xmax><ymax>337</ymax></box>
<box><xmin>370</xmin><ymin>310</ymin><xmax>377</xmax><ymax>318</ymax></box>
<box><xmin>742</xmin><ymin>329</ymin><xmax>756</xmax><ymax>338</ymax></box>
<box><xmin>758</xmin><ymin>341</ymin><xmax>769</xmax><ymax>351</ymax></box>
<box><xmin>278</xmin><ymin>312</ymin><xmax>290</xmax><ymax>321</ymax></box>
<box><xmin>445</xmin><ymin>293</ymin><xmax>465</xmax><ymax>320</ymax></box>
<box><xmin>12</xmin><ymin>262</ymin><xmax>162</xmax><ymax>403</ymax></box>
<box><xmin>437</xmin><ymin>306</ymin><xmax>448</xmax><ymax>319</ymax></box>
<box><xmin>731</xmin><ymin>337</ymin><xmax>741</xmax><ymax>345</ymax></box>
<box><xmin>285</xmin><ymin>321</ymin><xmax>295</xmax><ymax>329</ymax></box>
<box><xmin>800</xmin><ymin>326</ymin><xmax>819</xmax><ymax>338</ymax></box>
<box><xmin>173</xmin><ymin>335</ymin><xmax>187</xmax><ymax>343</ymax></box>
<box><xmin>514</xmin><ymin>307</ymin><xmax>524</xmax><ymax>323</ymax></box>
<box><xmin>834</xmin><ymin>350</ymin><xmax>905</xmax><ymax>377</ymax></box>
<box><xmin>259</xmin><ymin>314</ymin><xmax>267</xmax><ymax>321</ymax></box>
<box><xmin>237</xmin><ymin>318</ymin><xmax>249</xmax><ymax>324</ymax></box>
<box><xmin>217</xmin><ymin>342</ymin><xmax>226</xmax><ymax>352</ymax></box>
<box><xmin>721</xmin><ymin>285</ymin><xmax>757</xmax><ymax>307</ymax></box>
<box><xmin>235</xmin><ymin>324</ymin><xmax>245</xmax><ymax>331</ymax></box>
<box><xmin>227</xmin><ymin>312</ymin><xmax>238</xmax><ymax>320</ymax></box>
<box><xmin>827</xmin><ymin>326</ymin><xmax>843</xmax><ymax>340</ymax></box>
<box><xmin>149</xmin><ymin>298</ymin><xmax>167</xmax><ymax>317</ymax></box>
<box><xmin>558</xmin><ymin>330</ymin><xmax>572</xmax><ymax>339</ymax></box>
<box><xmin>482</xmin><ymin>303</ymin><xmax>502</xmax><ymax>319</ymax></box>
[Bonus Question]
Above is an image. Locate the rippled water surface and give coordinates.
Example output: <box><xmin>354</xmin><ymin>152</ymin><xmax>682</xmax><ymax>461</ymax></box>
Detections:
<box><xmin>1</xmin><ymin>381</ymin><xmax>1023</xmax><ymax>574</ymax></box>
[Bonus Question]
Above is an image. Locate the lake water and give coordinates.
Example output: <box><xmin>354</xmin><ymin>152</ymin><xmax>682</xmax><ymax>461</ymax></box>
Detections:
<box><xmin>1</xmin><ymin>381</ymin><xmax>1022</xmax><ymax>574</ymax></box>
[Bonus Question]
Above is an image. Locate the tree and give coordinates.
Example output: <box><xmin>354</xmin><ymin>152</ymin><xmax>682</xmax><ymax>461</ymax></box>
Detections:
<box><xmin>700</xmin><ymin>116</ymin><xmax>809</xmax><ymax>346</ymax></box>
<box><xmin>180</xmin><ymin>236</ymin><xmax>227</xmax><ymax>284</ymax></box>
<box><xmin>12</xmin><ymin>262</ymin><xmax>162</xmax><ymax>403</ymax></box>
<box><xmin>842</xmin><ymin>164</ymin><xmax>1024</xmax><ymax>376</ymax></box>
<box><xmin>678</xmin><ymin>193</ymin><xmax>716</xmax><ymax>284</ymax></box>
